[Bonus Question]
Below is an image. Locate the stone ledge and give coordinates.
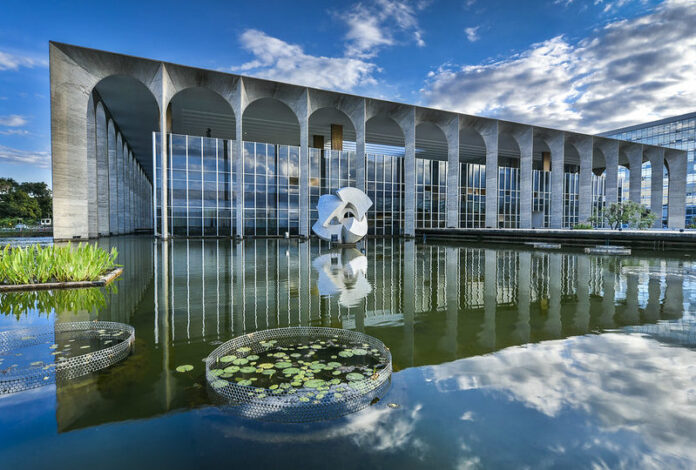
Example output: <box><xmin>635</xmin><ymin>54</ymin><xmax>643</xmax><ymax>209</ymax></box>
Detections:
<box><xmin>0</xmin><ymin>267</ymin><xmax>123</xmax><ymax>292</ymax></box>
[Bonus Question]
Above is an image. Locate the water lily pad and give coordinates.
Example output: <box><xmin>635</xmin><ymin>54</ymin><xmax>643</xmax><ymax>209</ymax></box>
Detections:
<box><xmin>338</xmin><ymin>350</ymin><xmax>354</xmax><ymax>358</ymax></box>
<box><xmin>310</xmin><ymin>344</ymin><xmax>323</xmax><ymax>349</ymax></box>
<box><xmin>327</xmin><ymin>362</ymin><xmax>342</xmax><ymax>368</ymax></box>
<box><xmin>240</xmin><ymin>366</ymin><xmax>256</xmax><ymax>373</ymax></box>
<box><xmin>346</xmin><ymin>372</ymin><xmax>364</xmax><ymax>381</ymax></box>
<box><xmin>247</xmin><ymin>355</ymin><xmax>259</xmax><ymax>361</ymax></box>
<box><xmin>304</xmin><ymin>379</ymin><xmax>326</xmax><ymax>389</ymax></box>
<box><xmin>238</xmin><ymin>379</ymin><xmax>252</xmax><ymax>386</ymax></box>
<box><xmin>176</xmin><ymin>364</ymin><xmax>194</xmax><ymax>373</ymax></box>
<box><xmin>223</xmin><ymin>366</ymin><xmax>240</xmax><ymax>373</ymax></box>
<box><xmin>220</xmin><ymin>355</ymin><xmax>237</xmax><ymax>363</ymax></box>
<box><xmin>237</xmin><ymin>347</ymin><xmax>251</xmax><ymax>353</ymax></box>
<box><xmin>211</xmin><ymin>379</ymin><xmax>228</xmax><ymax>389</ymax></box>
<box><xmin>276</xmin><ymin>361</ymin><xmax>292</xmax><ymax>369</ymax></box>
<box><xmin>351</xmin><ymin>348</ymin><xmax>368</xmax><ymax>356</ymax></box>
<box><xmin>210</xmin><ymin>369</ymin><xmax>224</xmax><ymax>377</ymax></box>
<box><xmin>283</xmin><ymin>367</ymin><xmax>301</xmax><ymax>375</ymax></box>
<box><xmin>258</xmin><ymin>363</ymin><xmax>274</xmax><ymax>369</ymax></box>
<box><xmin>261</xmin><ymin>369</ymin><xmax>276</xmax><ymax>376</ymax></box>
<box><xmin>232</xmin><ymin>358</ymin><xmax>248</xmax><ymax>365</ymax></box>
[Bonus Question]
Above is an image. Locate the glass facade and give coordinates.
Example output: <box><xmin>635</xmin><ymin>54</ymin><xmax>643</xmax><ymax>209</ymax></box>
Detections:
<box><xmin>416</xmin><ymin>158</ymin><xmax>448</xmax><ymax>228</ymax></box>
<box><xmin>366</xmin><ymin>153</ymin><xmax>404</xmax><ymax>235</ymax></box>
<box><xmin>604</xmin><ymin>112</ymin><xmax>696</xmax><ymax>226</ymax></box>
<box><xmin>563</xmin><ymin>172</ymin><xmax>579</xmax><ymax>228</ymax></box>
<box><xmin>459</xmin><ymin>163</ymin><xmax>486</xmax><ymax>228</ymax></box>
<box><xmin>533</xmin><ymin>169</ymin><xmax>551</xmax><ymax>228</ymax></box>
<box><xmin>498</xmin><ymin>167</ymin><xmax>520</xmax><ymax>228</ymax></box>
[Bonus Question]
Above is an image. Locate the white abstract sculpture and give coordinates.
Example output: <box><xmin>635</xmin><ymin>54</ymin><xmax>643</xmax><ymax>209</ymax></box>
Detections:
<box><xmin>313</xmin><ymin>249</ymin><xmax>372</xmax><ymax>307</ymax></box>
<box><xmin>312</xmin><ymin>187</ymin><xmax>373</xmax><ymax>244</ymax></box>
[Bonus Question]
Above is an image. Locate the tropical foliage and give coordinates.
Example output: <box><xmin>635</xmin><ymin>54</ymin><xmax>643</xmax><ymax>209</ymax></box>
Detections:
<box><xmin>0</xmin><ymin>178</ymin><xmax>52</xmax><ymax>226</ymax></box>
<box><xmin>0</xmin><ymin>243</ymin><xmax>119</xmax><ymax>285</ymax></box>
<box><xmin>0</xmin><ymin>286</ymin><xmax>112</xmax><ymax>319</ymax></box>
<box><xmin>589</xmin><ymin>201</ymin><xmax>658</xmax><ymax>230</ymax></box>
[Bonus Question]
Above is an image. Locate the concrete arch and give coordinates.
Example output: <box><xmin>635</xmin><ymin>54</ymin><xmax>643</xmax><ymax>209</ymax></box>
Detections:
<box><xmin>459</xmin><ymin>126</ymin><xmax>487</xmax><ymax>163</ymax></box>
<box><xmin>308</xmin><ymin>106</ymin><xmax>357</xmax><ymax>148</ymax></box>
<box><xmin>167</xmin><ymin>86</ymin><xmax>236</xmax><ymax>139</ymax></box>
<box><xmin>365</xmin><ymin>114</ymin><xmax>406</xmax><ymax>148</ymax></box>
<box><xmin>242</xmin><ymin>97</ymin><xmax>301</xmax><ymax>146</ymax></box>
<box><xmin>592</xmin><ymin>146</ymin><xmax>606</xmax><ymax>175</ymax></box>
<box><xmin>415</xmin><ymin>120</ymin><xmax>448</xmax><ymax>161</ymax></box>
<box><xmin>107</xmin><ymin>119</ymin><xmax>118</xmax><ymax>234</ymax></box>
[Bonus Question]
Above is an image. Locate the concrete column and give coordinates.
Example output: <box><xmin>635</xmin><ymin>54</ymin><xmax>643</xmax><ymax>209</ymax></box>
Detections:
<box><xmin>396</xmin><ymin>108</ymin><xmax>416</xmax><ymax>237</ymax></box>
<box><xmin>233</xmin><ymin>80</ymin><xmax>244</xmax><ymax>238</ymax></box>
<box><xmin>666</xmin><ymin>150</ymin><xmax>687</xmax><ymax>229</ymax></box>
<box><xmin>546</xmin><ymin>253</ymin><xmax>562</xmax><ymax>337</ymax></box>
<box><xmin>159</xmin><ymin>65</ymin><xmax>172</xmax><ymax>240</ymax></box>
<box><xmin>298</xmin><ymin>91</ymin><xmax>310</xmax><ymax>237</ymax></box>
<box><xmin>403</xmin><ymin>239</ymin><xmax>415</xmax><ymax>367</ymax></box>
<box><xmin>626</xmin><ymin>145</ymin><xmax>643</xmax><ymax>204</ymax></box>
<box><xmin>600</xmin><ymin>261</ymin><xmax>616</xmax><ymax>327</ymax></box>
<box><xmin>95</xmin><ymin>103</ymin><xmax>109</xmax><ymax>236</ymax></box>
<box><xmin>514</xmin><ymin>250</ymin><xmax>531</xmax><ymax>343</ymax></box>
<box><xmin>547</xmin><ymin>133</ymin><xmax>565</xmax><ymax>228</ymax></box>
<box><xmin>483</xmin><ymin>122</ymin><xmax>499</xmax><ymax>228</ymax></box>
<box><xmin>116</xmin><ymin>133</ymin><xmax>124</xmax><ymax>235</ymax></box>
<box><xmin>602</xmin><ymin>141</ymin><xmax>619</xmax><ymax>206</ymax></box>
<box><xmin>445</xmin><ymin>116</ymin><xmax>460</xmax><ymax>228</ymax></box>
<box><xmin>574</xmin><ymin>254</ymin><xmax>590</xmax><ymax>333</ymax></box>
<box><xmin>122</xmin><ymin>142</ymin><xmax>128</xmax><ymax>233</ymax></box>
<box><xmin>648</xmin><ymin>148</ymin><xmax>664</xmax><ymax>228</ymax></box>
<box><xmin>107</xmin><ymin>121</ymin><xmax>118</xmax><ymax>235</ymax></box>
<box><xmin>445</xmin><ymin>246</ymin><xmax>459</xmax><ymax>359</ymax></box>
<box><xmin>480</xmin><ymin>248</ymin><xmax>496</xmax><ymax>350</ymax></box>
<box><xmin>86</xmin><ymin>95</ymin><xmax>98</xmax><ymax>238</ymax></box>
<box><xmin>576</xmin><ymin>137</ymin><xmax>593</xmax><ymax>223</ymax></box>
<box><xmin>517</xmin><ymin>127</ymin><xmax>533</xmax><ymax>229</ymax></box>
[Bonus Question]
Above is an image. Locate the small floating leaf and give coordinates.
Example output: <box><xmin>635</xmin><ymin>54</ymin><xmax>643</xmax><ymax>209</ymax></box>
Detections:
<box><xmin>237</xmin><ymin>347</ymin><xmax>251</xmax><ymax>353</ymax></box>
<box><xmin>338</xmin><ymin>350</ymin><xmax>354</xmax><ymax>358</ymax></box>
<box><xmin>258</xmin><ymin>363</ymin><xmax>274</xmax><ymax>369</ymax></box>
<box><xmin>346</xmin><ymin>372</ymin><xmax>364</xmax><ymax>381</ymax></box>
<box><xmin>240</xmin><ymin>366</ymin><xmax>256</xmax><ymax>373</ymax></box>
<box><xmin>351</xmin><ymin>348</ymin><xmax>368</xmax><ymax>356</ymax></box>
<box><xmin>176</xmin><ymin>364</ymin><xmax>194</xmax><ymax>373</ymax></box>
<box><xmin>247</xmin><ymin>355</ymin><xmax>259</xmax><ymax>361</ymax></box>
<box><xmin>304</xmin><ymin>379</ymin><xmax>326</xmax><ymax>389</ymax></box>
<box><xmin>232</xmin><ymin>358</ymin><xmax>248</xmax><ymax>365</ymax></box>
<box><xmin>223</xmin><ymin>366</ymin><xmax>240</xmax><ymax>373</ymax></box>
<box><xmin>275</xmin><ymin>361</ymin><xmax>292</xmax><ymax>369</ymax></box>
<box><xmin>211</xmin><ymin>379</ymin><xmax>228</xmax><ymax>389</ymax></box>
<box><xmin>220</xmin><ymin>355</ymin><xmax>237</xmax><ymax>363</ymax></box>
<box><xmin>238</xmin><ymin>379</ymin><xmax>252</xmax><ymax>386</ymax></box>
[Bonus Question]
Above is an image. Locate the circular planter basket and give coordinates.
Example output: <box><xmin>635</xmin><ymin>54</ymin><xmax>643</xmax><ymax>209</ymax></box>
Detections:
<box><xmin>0</xmin><ymin>321</ymin><xmax>135</xmax><ymax>395</ymax></box>
<box><xmin>205</xmin><ymin>327</ymin><xmax>392</xmax><ymax>423</ymax></box>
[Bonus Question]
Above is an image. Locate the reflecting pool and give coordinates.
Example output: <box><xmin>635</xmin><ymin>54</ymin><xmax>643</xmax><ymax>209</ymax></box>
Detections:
<box><xmin>1</xmin><ymin>236</ymin><xmax>695</xmax><ymax>469</ymax></box>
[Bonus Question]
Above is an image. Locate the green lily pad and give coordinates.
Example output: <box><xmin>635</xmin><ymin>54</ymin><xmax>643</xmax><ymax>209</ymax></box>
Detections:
<box><xmin>176</xmin><ymin>364</ymin><xmax>194</xmax><ymax>373</ymax></box>
<box><xmin>351</xmin><ymin>348</ymin><xmax>368</xmax><ymax>356</ymax></box>
<box><xmin>275</xmin><ymin>361</ymin><xmax>292</xmax><ymax>369</ymax></box>
<box><xmin>327</xmin><ymin>362</ymin><xmax>342</xmax><ymax>368</ymax></box>
<box><xmin>211</xmin><ymin>380</ymin><xmax>228</xmax><ymax>389</ymax></box>
<box><xmin>220</xmin><ymin>355</ymin><xmax>237</xmax><ymax>363</ymax></box>
<box><xmin>247</xmin><ymin>355</ymin><xmax>259</xmax><ymax>361</ymax></box>
<box><xmin>258</xmin><ymin>363</ymin><xmax>274</xmax><ymax>369</ymax></box>
<box><xmin>223</xmin><ymin>366</ymin><xmax>240</xmax><ymax>373</ymax></box>
<box><xmin>283</xmin><ymin>367</ymin><xmax>301</xmax><ymax>375</ymax></box>
<box><xmin>210</xmin><ymin>369</ymin><xmax>224</xmax><ymax>377</ymax></box>
<box><xmin>238</xmin><ymin>379</ymin><xmax>252</xmax><ymax>386</ymax></box>
<box><xmin>240</xmin><ymin>366</ymin><xmax>257</xmax><ymax>373</ymax></box>
<box><xmin>261</xmin><ymin>369</ymin><xmax>276</xmax><ymax>376</ymax></box>
<box><xmin>237</xmin><ymin>347</ymin><xmax>251</xmax><ymax>353</ymax></box>
<box><xmin>338</xmin><ymin>350</ymin><xmax>354</xmax><ymax>358</ymax></box>
<box><xmin>310</xmin><ymin>344</ymin><xmax>323</xmax><ymax>349</ymax></box>
<box><xmin>304</xmin><ymin>379</ymin><xmax>326</xmax><ymax>389</ymax></box>
<box><xmin>346</xmin><ymin>372</ymin><xmax>364</xmax><ymax>381</ymax></box>
<box><xmin>232</xmin><ymin>358</ymin><xmax>248</xmax><ymax>365</ymax></box>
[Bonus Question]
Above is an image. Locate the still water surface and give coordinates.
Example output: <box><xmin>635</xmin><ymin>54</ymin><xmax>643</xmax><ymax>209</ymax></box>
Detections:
<box><xmin>1</xmin><ymin>236</ymin><xmax>695</xmax><ymax>469</ymax></box>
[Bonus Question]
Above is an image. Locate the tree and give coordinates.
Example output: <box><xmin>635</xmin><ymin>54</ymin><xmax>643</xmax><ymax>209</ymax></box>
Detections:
<box><xmin>0</xmin><ymin>189</ymin><xmax>41</xmax><ymax>220</ymax></box>
<box><xmin>19</xmin><ymin>181</ymin><xmax>52</xmax><ymax>219</ymax></box>
<box><xmin>589</xmin><ymin>200</ymin><xmax>657</xmax><ymax>230</ymax></box>
<box><xmin>0</xmin><ymin>178</ymin><xmax>51</xmax><ymax>222</ymax></box>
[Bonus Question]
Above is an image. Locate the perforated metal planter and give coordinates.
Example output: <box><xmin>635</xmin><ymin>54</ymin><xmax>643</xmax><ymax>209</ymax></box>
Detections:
<box><xmin>205</xmin><ymin>327</ymin><xmax>392</xmax><ymax>423</ymax></box>
<box><xmin>0</xmin><ymin>321</ymin><xmax>135</xmax><ymax>395</ymax></box>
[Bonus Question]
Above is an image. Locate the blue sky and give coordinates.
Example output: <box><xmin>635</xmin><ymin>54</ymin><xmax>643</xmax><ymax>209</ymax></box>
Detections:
<box><xmin>1</xmin><ymin>0</ymin><xmax>693</xmax><ymax>186</ymax></box>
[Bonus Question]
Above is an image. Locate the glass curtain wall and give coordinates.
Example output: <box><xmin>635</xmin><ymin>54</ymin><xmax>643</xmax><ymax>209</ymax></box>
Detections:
<box><xmin>308</xmin><ymin>149</ymin><xmax>356</xmax><ymax>229</ymax></box>
<box><xmin>367</xmin><ymin>153</ymin><xmax>404</xmax><ymax>235</ymax></box>
<box><xmin>564</xmin><ymin>172</ymin><xmax>579</xmax><ymax>228</ymax></box>
<box><xmin>533</xmin><ymin>170</ymin><xmax>551</xmax><ymax>228</ymax></box>
<box><xmin>153</xmin><ymin>133</ymin><xmax>232</xmax><ymax>237</ymax></box>
<box><xmin>459</xmin><ymin>163</ymin><xmax>486</xmax><ymax>228</ymax></box>
<box><xmin>498</xmin><ymin>167</ymin><xmax>520</xmax><ymax>228</ymax></box>
<box><xmin>416</xmin><ymin>158</ymin><xmax>448</xmax><ymax>229</ymax></box>
<box><xmin>592</xmin><ymin>173</ymin><xmax>607</xmax><ymax>228</ymax></box>
<box><xmin>243</xmin><ymin>141</ymin><xmax>300</xmax><ymax>236</ymax></box>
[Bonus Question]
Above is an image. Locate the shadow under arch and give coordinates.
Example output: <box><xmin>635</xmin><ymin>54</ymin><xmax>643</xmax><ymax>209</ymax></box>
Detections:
<box><xmin>167</xmin><ymin>87</ymin><xmax>236</xmax><ymax>140</ymax></box>
<box><xmin>242</xmin><ymin>97</ymin><xmax>300</xmax><ymax>146</ymax></box>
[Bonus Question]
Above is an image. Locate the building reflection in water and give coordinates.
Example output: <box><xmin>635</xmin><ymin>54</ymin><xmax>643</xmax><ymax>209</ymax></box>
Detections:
<box><xmin>49</xmin><ymin>237</ymin><xmax>695</xmax><ymax>431</ymax></box>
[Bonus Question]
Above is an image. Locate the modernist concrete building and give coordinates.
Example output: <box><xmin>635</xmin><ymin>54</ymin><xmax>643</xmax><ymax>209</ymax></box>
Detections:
<box><xmin>49</xmin><ymin>42</ymin><xmax>688</xmax><ymax>240</ymax></box>
<box><xmin>602</xmin><ymin>111</ymin><xmax>696</xmax><ymax>226</ymax></box>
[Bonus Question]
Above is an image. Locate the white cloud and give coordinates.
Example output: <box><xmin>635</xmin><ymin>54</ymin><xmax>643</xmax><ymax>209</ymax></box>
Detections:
<box><xmin>422</xmin><ymin>0</ymin><xmax>696</xmax><ymax>133</ymax></box>
<box><xmin>464</xmin><ymin>26</ymin><xmax>480</xmax><ymax>42</ymax></box>
<box><xmin>0</xmin><ymin>129</ymin><xmax>29</xmax><ymax>136</ymax></box>
<box><xmin>229</xmin><ymin>29</ymin><xmax>378</xmax><ymax>92</ymax></box>
<box><xmin>0</xmin><ymin>50</ymin><xmax>46</xmax><ymax>71</ymax></box>
<box><xmin>0</xmin><ymin>115</ymin><xmax>28</xmax><ymax>127</ymax></box>
<box><xmin>344</xmin><ymin>0</ymin><xmax>427</xmax><ymax>58</ymax></box>
<box><xmin>0</xmin><ymin>145</ymin><xmax>50</xmax><ymax>168</ymax></box>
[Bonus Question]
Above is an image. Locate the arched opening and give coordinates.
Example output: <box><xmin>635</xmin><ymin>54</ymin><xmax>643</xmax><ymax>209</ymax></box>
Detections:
<box><xmin>366</xmin><ymin>115</ymin><xmax>406</xmax><ymax>235</ymax></box>
<box><xmin>416</xmin><ymin>122</ymin><xmax>448</xmax><ymax>229</ymax></box>
<box><xmin>308</xmin><ymin>107</ymin><xmax>357</xmax><ymax>230</ymax></box>
<box><xmin>497</xmin><ymin>133</ymin><xmax>522</xmax><ymax>228</ymax></box>
<box><xmin>459</xmin><ymin>127</ymin><xmax>487</xmax><ymax>228</ymax></box>
<box><xmin>242</xmin><ymin>98</ymin><xmax>301</xmax><ymax>236</ymax></box>
<box><xmin>92</xmin><ymin>74</ymin><xmax>159</xmax><ymax>235</ymax></box>
<box><xmin>618</xmin><ymin>150</ymin><xmax>631</xmax><ymax>204</ymax></box>
<box><xmin>592</xmin><ymin>147</ymin><xmax>607</xmax><ymax>227</ymax></box>
<box><xmin>532</xmin><ymin>138</ymin><xmax>552</xmax><ymax>228</ymax></box>
<box><xmin>166</xmin><ymin>87</ymin><xmax>236</xmax><ymax>236</ymax></box>
<box><xmin>563</xmin><ymin>143</ymin><xmax>580</xmax><ymax>228</ymax></box>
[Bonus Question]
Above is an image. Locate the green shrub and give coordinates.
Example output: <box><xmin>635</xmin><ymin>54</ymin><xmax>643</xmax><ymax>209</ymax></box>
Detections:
<box><xmin>573</xmin><ymin>223</ymin><xmax>594</xmax><ymax>230</ymax></box>
<box><xmin>0</xmin><ymin>243</ymin><xmax>119</xmax><ymax>285</ymax></box>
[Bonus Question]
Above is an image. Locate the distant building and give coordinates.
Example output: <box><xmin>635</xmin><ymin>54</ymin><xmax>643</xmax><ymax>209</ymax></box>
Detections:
<box><xmin>49</xmin><ymin>42</ymin><xmax>688</xmax><ymax>240</ymax></box>
<box><xmin>602</xmin><ymin>112</ymin><xmax>696</xmax><ymax>227</ymax></box>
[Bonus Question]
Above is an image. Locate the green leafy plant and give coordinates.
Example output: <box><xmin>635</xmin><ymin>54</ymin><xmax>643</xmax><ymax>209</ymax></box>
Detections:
<box><xmin>589</xmin><ymin>201</ymin><xmax>657</xmax><ymax>230</ymax></box>
<box><xmin>0</xmin><ymin>243</ymin><xmax>119</xmax><ymax>285</ymax></box>
<box><xmin>572</xmin><ymin>222</ymin><xmax>594</xmax><ymax>230</ymax></box>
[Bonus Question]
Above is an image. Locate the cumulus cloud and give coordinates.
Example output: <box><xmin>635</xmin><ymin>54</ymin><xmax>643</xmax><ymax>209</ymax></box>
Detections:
<box><xmin>0</xmin><ymin>145</ymin><xmax>50</xmax><ymax>168</ymax></box>
<box><xmin>0</xmin><ymin>129</ymin><xmax>29</xmax><ymax>136</ymax></box>
<box><xmin>344</xmin><ymin>0</ymin><xmax>427</xmax><ymax>58</ymax></box>
<box><xmin>422</xmin><ymin>0</ymin><xmax>696</xmax><ymax>133</ymax></box>
<box><xmin>0</xmin><ymin>114</ymin><xmax>28</xmax><ymax>127</ymax></box>
<box><xmin>464</xmin><ymin>26</ymin><xmax>480</xmax><ymax>42</ymax></box>
<box><xmin>0</xmin><ymin>50</ymin><xmax>46</xmax><ymax>71</ymax></box>
<box><xmin>228</xmin><ymin>29</ymin><xmax>378</xmax><ymax>92</ymax></box>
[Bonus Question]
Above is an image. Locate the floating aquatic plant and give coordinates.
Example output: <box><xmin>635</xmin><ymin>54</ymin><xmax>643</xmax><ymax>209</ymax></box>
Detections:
<box><xmin>176</xmin><ymin>364</ymin><xmax>194</xmax><ymax>373</ymax></box>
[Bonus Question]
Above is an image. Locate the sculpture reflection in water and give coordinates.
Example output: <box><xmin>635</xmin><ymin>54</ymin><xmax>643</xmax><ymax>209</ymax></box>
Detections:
<box><xmin>313</xmin><ymin>248</ymin><xmax>372</xmax><ymax>308</ymax></box>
